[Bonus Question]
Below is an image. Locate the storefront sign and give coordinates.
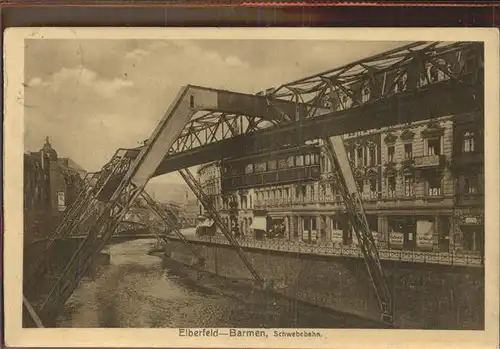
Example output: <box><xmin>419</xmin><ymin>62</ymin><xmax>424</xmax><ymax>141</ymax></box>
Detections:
<box><xmin>389</xmin><ymin>232</ymin><xmax>404</xmax><ymax>249</ymax></box>
<box><xmin>57</xmin><ymin>191</ymin><xmax>66</xmax><ymax>212</ymax></box>
<box><xmin>416</xmin><ymin>220</ymin><xmax>434</xmax><ymax>251</ymax></box>
<box><xmin>331</xmin><ymin>229</ymin><xmax>343</xmax><ymax>243</ymax></box>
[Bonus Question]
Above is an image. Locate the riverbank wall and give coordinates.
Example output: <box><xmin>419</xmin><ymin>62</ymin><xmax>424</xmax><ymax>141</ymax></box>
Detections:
<box><xmin>164</xmin><ymin>237</ymin><xmax>484</xmax><ymax>330</ymax></box>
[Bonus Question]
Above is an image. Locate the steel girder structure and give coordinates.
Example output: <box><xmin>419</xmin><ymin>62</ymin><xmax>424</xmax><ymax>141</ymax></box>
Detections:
<box><xmin>23</xmin><ymin>148</ymin><xmax>138</xmax><ymax>292</ymax></box>
<box><xmin>178</xmin><ymin>168</ymin><xmax>265</xmax><ymax>286</ymax></box>
<box><xmin>26</xmin><ymin>85</ymin><xmax>305</xmax><ymax>324</ymax></box>
<box><xmin>23</xmin><ymin>41</ymin><xmax>484</xmax><ymax>326</ymax></box>
<box><xmin>143</xmin><ymin>41</ymin><xmax>483</xmax><ymax>175</ymax></box>
<box><xmin>322</xmin><ymin>136</ymin><xmax>394</xmax><ymax>324</ymax></box>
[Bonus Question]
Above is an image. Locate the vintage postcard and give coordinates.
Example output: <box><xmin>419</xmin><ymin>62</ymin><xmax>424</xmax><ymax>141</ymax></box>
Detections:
<box><xmin>3</xmin><ymin>27</ymin><xmax>499</xmax><ymax>348</ymax></box>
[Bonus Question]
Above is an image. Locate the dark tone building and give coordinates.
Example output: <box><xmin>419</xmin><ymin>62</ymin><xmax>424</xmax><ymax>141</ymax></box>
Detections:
<box><xmin>24</xmin><ymin>137</ymin><xmax>85</xmax><ymax>242</ymax></box>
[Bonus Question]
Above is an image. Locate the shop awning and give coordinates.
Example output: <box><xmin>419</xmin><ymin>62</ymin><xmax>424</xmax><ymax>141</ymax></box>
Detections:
<box><xmin>250</xmin><ymin>217</ymin><xmax>267</xmax><ymax>231</ymax></box>
<box><xmin>196</xmin><ymin>219</ymin><xmax>214</xmax><ymax>228</ymax></box>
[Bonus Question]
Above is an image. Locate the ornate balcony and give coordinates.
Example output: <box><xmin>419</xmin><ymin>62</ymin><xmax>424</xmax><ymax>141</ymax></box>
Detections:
<box><xmin>413</xmin><ymin>154</ymin><xmax>445</xmax><ymax>168</ymax></box>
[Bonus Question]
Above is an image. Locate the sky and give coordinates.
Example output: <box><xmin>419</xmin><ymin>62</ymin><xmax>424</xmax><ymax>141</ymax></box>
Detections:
<box><xmin>24</xmin><ymin>39</ymin><xmax>409</xmax><ymax>184</ymax></box>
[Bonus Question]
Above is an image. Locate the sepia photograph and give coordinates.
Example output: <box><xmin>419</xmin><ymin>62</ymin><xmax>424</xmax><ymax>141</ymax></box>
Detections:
<box><xmin>3</xmin><ymin>28</ymin><xmax>499</xmax><ymax>348</ymax></box>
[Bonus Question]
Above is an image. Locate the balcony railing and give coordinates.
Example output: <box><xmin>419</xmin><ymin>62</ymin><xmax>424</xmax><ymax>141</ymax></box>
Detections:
<box><xmin>255</xmin><ymin>196</ymin><xmax>346</xmax><ymax>209</ymax></box>
<box><xmin>172</xmin><ymin>234</ymin><xmax>484</xmax><ymax>268</ymax></box>
<box><xmin>414</xmin><ymin>154</ymin><xmax>445</xmax><ymax>168</ymax></box>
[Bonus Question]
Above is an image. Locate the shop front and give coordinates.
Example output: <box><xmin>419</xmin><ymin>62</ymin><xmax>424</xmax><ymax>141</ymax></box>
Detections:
<box><xmin>457</xmin><ymin>214</ymin><xmax>484</xmax><ymax>256</ymax></box>
<box><xmin>269</xmin><ymin>217</ymin><xmax>286</xmax><ymax>238</ymax></box>
<box><xmin>250</xmin><ymin>209</ymin><xmax>268</xmax><ymax>239</ymax></box>
<box><xmin>387</xmin><ymin>215</ymin><xmax>436</xmax><ymax>251</ymax></box>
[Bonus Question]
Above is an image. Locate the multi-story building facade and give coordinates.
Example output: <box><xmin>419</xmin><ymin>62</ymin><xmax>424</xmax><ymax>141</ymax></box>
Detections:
<box><xmin>24</xmin><ymin>137</ymin><xmax>85</xmax><ymax>241</ymax></box>
<box><xmin>195</xmin><ymin>43</ymin><xmax>484</xmax><ymax>256</ymax></box>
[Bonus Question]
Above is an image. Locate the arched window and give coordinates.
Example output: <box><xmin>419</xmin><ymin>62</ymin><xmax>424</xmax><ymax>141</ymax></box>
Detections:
<box><xmin>394</xmin><ymin>70</ymin><xmax>408</xmax><ymax>93</ymax></box>
<box><xmin>418</xmin><ymin>70</ymin><xmax>428</xmax><ymax>87</ymax></box>
<box><xmin>428</xmin><ymin>59</ymin><xmax>448</xmax><ymax>83</ymax></box>
<box><xmin>361</xmin><ymin>83</ymin><xmax>371</xmax><ymax>103</ymax></box>
<box><xmin>463</xmin><ymin>131</ymin><xmax>476</xmax><ymax>153</ymax></box>
<box><xmin>340</xmin><ymin>93</ymin><xmax>352</xmax><ymax>109</ymax></box>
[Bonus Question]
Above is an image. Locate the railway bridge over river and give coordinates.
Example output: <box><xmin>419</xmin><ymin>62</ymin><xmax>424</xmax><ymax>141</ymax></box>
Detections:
<box><xmin>23</xmin><ymin>41</ymin><xmax>485</xmax><ymax>330</ymax></box>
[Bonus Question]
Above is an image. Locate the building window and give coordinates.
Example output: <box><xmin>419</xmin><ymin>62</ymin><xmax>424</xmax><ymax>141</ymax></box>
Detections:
<box><xmin>362</xmin><ymin>84</ymin><xmax>371</xmax><ymax>103</ymax></box>
<box><xmin>368</xmin><ymin>145</ymin><xmax>377</xmax><ymax>166</ymax></box>
<box><xmin>341</xmin><ymin>94</ymin><xmax>352</xmax><ymax>109</ymax></box>
<box><xmin>296</xmin><ymin>155</ymin><xmax>304</xmax><ymax>166</ymax></box>
<box><xmin>463</xmin><ymin>131</ymin><xmax>476</xmax><ymax>153</ymax></box>
<box><xmin>429</xmin><ymin>65</ymin><xmax>440</xmax><ymax>83</ymax></box>
<box><xmin>245</xmin><ymin>164</ymin><xmax>253</xmax><ymax>174</ymax></box>
<box><xmin>464</xmin><ymin>176</ymin><xmax>479</xmax><ymax>194</ymax></box>
<box><xmin>418</xmin><ymin>71</ymin><xmax>428</xmax><ymax>87</ymax></box>
<box><xmin>403</xmin><ymin>174</ymin><xmax>414</xmax><ymax>197</ymax></box>
<box><xmin>287</xmin><ymin>156</ymin><xmax>295</xmax><ymax>167</ymax></box>
<box><xmin>255</xmin><ymin>162</ymin><xmax>266</xmax><ymax>173</ymax></box>
<box><xmin>310</xmin><ymin>186</ymin><xmax>315</xmax><ymax>200</ymax></box>
<box><xmin>278</xmin><ymin>158</ymin><xmax>288</xmax><ymax>169</ymax></box>
<box><xmin>404</xmin><ymin>143</ymin><xmax>413</xmax><ymax>160</ymax></box>
<box><xmin>427</xmin><ymin>176</ymin><xmax>442</xmax><ymax>196</ymax></box>
<box><xmin>369</xmin><ymin>177</ymin><xmax>377</xmax><ymax>197</ymax></box>
<box><xmin>387</xmin><ymin>145</ymin><xmax>395</xmax><ymax>163</ymax></box>
<box><xmin>305</xmin><ymin>154</ymin><xmax>310</xmax><ymax>166</ymax></box>
<box><xmin>426</xmin><ymin>137</ymin><xmax>442</xmax><ymax>156</ymax></box>
<box><xmin>394</xmin><ymin>71</ymin><xmax>408</xmax><ymax>93</ymax></box>
<box><xmin>267</xmin><ymin>160</ymin><xmax>277</xmax><ymax>171</ymax></box>
<box><xmin>387</xmin><ymin>176</ymin><xmax>396</xmax><ymax>197</ymax></box>
<box><xmin>356</xmin><ymin>147</ymin><xmax>363</xmax><ymax>168</ymax></box>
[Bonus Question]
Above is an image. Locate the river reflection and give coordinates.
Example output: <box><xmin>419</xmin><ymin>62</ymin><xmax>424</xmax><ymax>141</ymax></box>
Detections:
<box><xmin>56</xmin><ymin>239</ymin><xmax>382</xmax><ymax>328</ymax></box>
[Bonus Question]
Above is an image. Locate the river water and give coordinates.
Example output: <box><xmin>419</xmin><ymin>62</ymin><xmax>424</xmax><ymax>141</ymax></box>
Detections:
<box><xmin>55</xmin><ymin>238</ymin><xmax>382</xmax><ymax>328</ymax></box>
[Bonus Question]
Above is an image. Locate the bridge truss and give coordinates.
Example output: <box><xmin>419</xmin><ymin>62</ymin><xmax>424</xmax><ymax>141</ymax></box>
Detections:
<box><xmin>23</xmin><ymin>41</ymin><xmax>483</xmax><ymax>328</ymax></box>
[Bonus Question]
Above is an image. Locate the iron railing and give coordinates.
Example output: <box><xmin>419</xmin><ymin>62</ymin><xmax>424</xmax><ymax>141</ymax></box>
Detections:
<box><xmin>174</xmin><ymin>234</ymin><xmax>484</xmax><ymax>267</ymax></box>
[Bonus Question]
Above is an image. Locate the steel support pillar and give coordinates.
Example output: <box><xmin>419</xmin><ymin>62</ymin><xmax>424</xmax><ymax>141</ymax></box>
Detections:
<box><xmin>178</xmin><ymin>168</ymin><xmax>265</xmax><ymax>287</ymax></box>
<box><xmin>139</xmin><ymin>191</ymin><xmax>204</xmax><ymax>264</ymax></box>
<box><xmin>322</xmin><ymin>136</ymin><xmax>394</xmax><ymax>326</ymax></box>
